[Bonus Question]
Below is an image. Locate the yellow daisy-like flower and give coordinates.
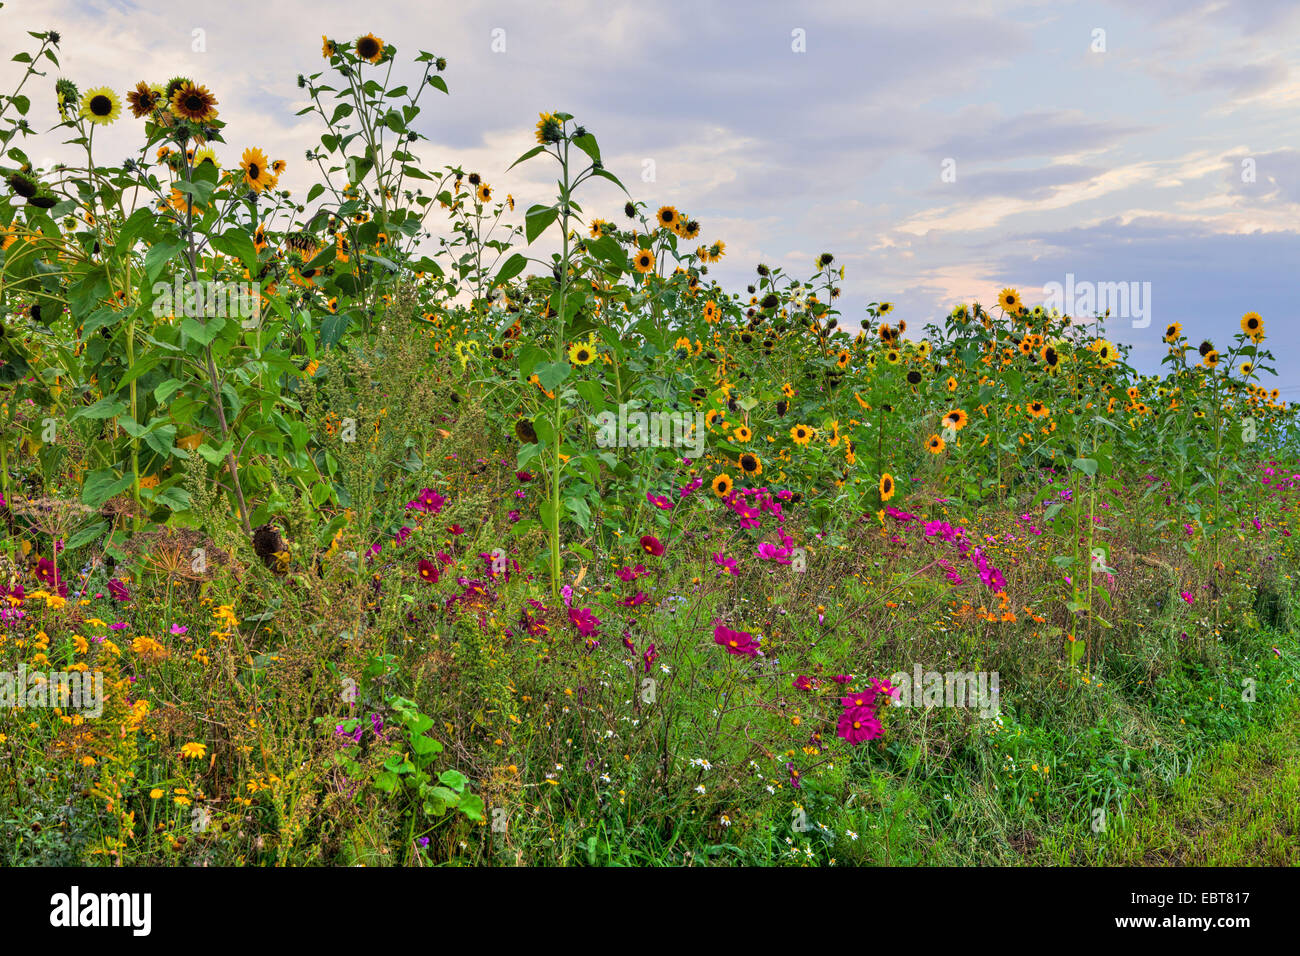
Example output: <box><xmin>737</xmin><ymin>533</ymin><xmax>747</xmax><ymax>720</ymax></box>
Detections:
<box><xmin>733</xmin><ymin>425</ymin><xmax>753</xmax><ymax>443</ymax></box>
<box><xmin>711</xmin><ymin>473</ymin><xmax>733</xmax><ymax>497</ymax></box>
<box><xmin>240</xmin><ymin>147</ymin><xmax>274</xmax><ymax>193</ymax></box>
<box><xmin>1163</xmin><ymin>322</ymin><xmax>1182</xmax><ymax>343</ymax></box>
<box><xmin>656</xmin><ymin>206</ymin><xmax>679</xmax><ymax>230</ymax></box>
<box><xmin>632</xmin><ymin>247</ymin><xmax>655</xmax><ymax>274</ymax></box>
<box><xmin>998</xmin><ymin>288</ymin><xmax>1022</xmax><ymax>313</ymax></box>
<box><xmin>322</xmin><ymin>36</ymin><xmax>337</xmax><ymax>58</ymax></box>
<box><xmin>477</xmin><ymin>183</ymin><xmax>492</xmax><ymax>203</ymax></box>
<box><xmin>879</xmin><ymin>473</ymin><xmax>896</xmax><ymax>501</ymax></box>
<box><xmin>926</xmin><ymin>434</ymin><xmax>946</xmax><ymax>454</ymax></box>
<box><xmin>790</xmin><ymin>424</ymin><xmax>815</xmax><ymax>446</ymax></box>
<box><xmin>80</xmin><ymin>87</ymin><xmax>121</xmax><ymax>126</ymax></box>
<box><xmin>180</xmin><ymin>741</ymin><xmax>207</xmax><ymax>760</ymax></box>
<box><xmin>568</xmin><ymin>341</ymin><xmax>596</xmax><ymax>365</ymax></box>
<box><xmin>1091</xmin><ymin>338</ymin><xmax>1117</xmax><ymax>367</ymax></box>
<box><xmin>1240</xmin><ymin>311</ymin><xmax>1264</xmax><ymax>341</ymax></box>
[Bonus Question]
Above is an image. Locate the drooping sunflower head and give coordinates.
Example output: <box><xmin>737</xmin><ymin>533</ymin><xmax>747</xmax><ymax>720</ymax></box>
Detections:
<box><xmin>55</xmin><ymin>77</ymin><xmax>80</xmax><ymax>120</ymax></box>
<box><xmin>355</xmin><ymin>33</ymin><xmax>385</xmax><ymax>64</ymax></box>
<box><xmin>322</xmin><ymin>36</ymin><xmax>338</xmax><ymax>59</ymax></box>
<box><xmin>80</xmin><ymin>87</ymin><xmax>121</xmax><ymax>126</ymax></box>
<box><xmin>170</xmin><ymin>81</ymin><xmax>218</xmax><ymax>123</ymax></box>
<box><xmin>535</xmin><ymin>111</ymin><xmax>563</xmax><ymax>145</ymax></box>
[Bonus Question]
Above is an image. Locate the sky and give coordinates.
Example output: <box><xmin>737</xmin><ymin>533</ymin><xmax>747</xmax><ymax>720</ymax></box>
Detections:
<box><xmin>4</xmin><ymin>0</ymin><xmax>1298</xmax><ymax>391</ymax></box>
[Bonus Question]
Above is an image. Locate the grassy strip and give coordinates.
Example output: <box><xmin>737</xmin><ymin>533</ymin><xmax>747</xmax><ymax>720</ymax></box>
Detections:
<box><xmin>1034</xmin><ymin>697</ymin><xmax>1300</xmax><ymax>865</ymax></box>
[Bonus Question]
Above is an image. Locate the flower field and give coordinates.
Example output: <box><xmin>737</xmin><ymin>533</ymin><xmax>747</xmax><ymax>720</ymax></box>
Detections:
<box><xmin>2</xmin><ymin>23</ymin><xmax>1299</xmax><ymax>868</ymax></box>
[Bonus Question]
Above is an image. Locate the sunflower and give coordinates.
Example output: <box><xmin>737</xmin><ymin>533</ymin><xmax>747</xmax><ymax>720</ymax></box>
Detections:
<box><xmin>568</xmin><ymin>341</ymin><xmax>596</xmax><ymax>365</ymax></box>
<box><xmin>1091</xmin><ymin>338</ymin><xmax>1117</xmax><ymax>367</ymax></box>
<box><xmin>681</xmin><ymin>219</ymin><xmax>701</xmax><ymax>239</ymax></box>
<box><xmin>355</xmin><ymin>33</ymin><xmax>385</xmax><ymax>64</ymax></box>
<box><xmin>738</xmin><ymin>452</ymin><xmax>763</xmax><ymax>476</ymax></box>
<box><xmin>1239</xmin><ymin>361</ymin><xmax>1254</xmax><ymax>376</ymax></box>
<box><xmin>879</xmin><ymin>473</ymin><xmax>896</xmax><ymax>502</ymax></box>
<box><xmin>590</xmin><ymin>218</ymin><xmax>611</xmax><ymax>238</ymax></box>
<box><xmin>126</xmin><ymin>82</ymin><xmax>163</xmax><ymax>119</ymax></box>
<box><xmin>1041</xmin><ymin>345</ymin><xmax>1061</xmax><ymax>370</ymax></box>
<box><xmin>656</xmin><ymin>206</ymin><xmax>679</xmax><ymax>231</ymax></box>
<box><xmin>1240</xmin><ymin>311</ymin><xmax>1264</xmax><ymax>341</ymax></box>
<box><xmin>170</xmin><ymin>82</ymin><xmax>218</xmax><ymax>122</ymax></box>
<box><xmin>926</xmin><ymin>434</ymin><xmax>946</xmax><ymax>454</ymax></box>
<box><xmin>632</xmin><ymin>248</ymin><xmax>655</xmax><ymax>274</ymax></box>
<box><xmin>1027</xmin><ymin>400</ymin><xmax>1049</xmax><ymax>418</ymax></box>
<box><xmin>191</xmin><ymin>145</ymin><xmax>219</xmax><ymax>169</ymax></box>
<box><xmin>322</xmin><ymin>36</ymin><xmax>337</xmax><ymax>58</ymax></box>
<box><xmin>884</xmin><ymin>349</ymin><xmax>901</xmax><ymax>364</ymax></box>
<box><xmin>878</xmin><ymin>302</ymin><xmax>893</xmax><ymax>315</ymax></box>
<box><xmin>535</xmin><ymin>111</ymin><xmax>563</xmax><ymax>145</ymax></box>
<box><xmin>80</xmin><ymin>87</ymin><xmax>121</xmax><ymax>125</ymax></box>
<box><xmin>836</xmin><ymin>349</ymin><xmax>850</xmax><ymax>369</ymax></box>
<box><xmin>733</xmin><ymin>425</ymin><xmax>753</xmax><ymax>443</ymax></box>
<box><xmin>790</xmin><ymin>424</ymin><xmax>814</xmax><ymax>446</ymax></box>
<box><xmin>1163</xmin><ymin>322</ymin><xmax>1182</xmax><ymax>343</ymax></box>
<box><xmin>998</xmin><ymin>288</ymin><xmax>1022</xmax><ymax>313</ymax></box>
<box><xmin>239</xmin><ymin>147</ymin><xmax>274</xmax><ymax>193</ymax></box>
<box><xmin>703</xmin><ymin>300</ymin><xmax>718</xmax><ymax>323</ymax></box>
<box><xmin>945</xmin><ymin>376</ymin><xmax>959</xmax><ymax>391</ymax></box>
<box><xmin>475</xmin><ymin>182</ymin><xmax>492</xmax><ymax>203</ymax></box>
<box><xmin>781</xmin><ymin>382</ymin><xmax>795</xmax><ymax>398</ymax></box>
<box><xmin>711</xmin><ymin>473</ymin><xmax>733</xmax><ymax>498</ymax></box>
<box><xmin>1203</xmin><ymin>349</ymin><xmax>1220</xmax><ymax>368</ymax></box>
<box><xmin>943</xmin><ymin>409</ymin><xmax>968</xmax><ymax>431</ymax></box>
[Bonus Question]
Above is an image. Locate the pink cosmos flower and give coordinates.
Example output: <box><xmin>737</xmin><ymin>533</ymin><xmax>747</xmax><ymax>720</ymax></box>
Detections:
<box><xmin>639</xmin><ymin>535</ymin><xmax>665</xmax><ymax>557</ymax></box>
<box><xmin>713</xmin><ymin>623</ymin><xmax>759</xmax><ymax>657</ymax></box>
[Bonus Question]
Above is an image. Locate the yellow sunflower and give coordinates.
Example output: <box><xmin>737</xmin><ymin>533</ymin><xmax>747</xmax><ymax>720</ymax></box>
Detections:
<box><xmin>790</xmin><ymin>424</ymin><xmax>814</xmax><ymax>446</ymax></box>
<box><xmin>711</xmin><ymin>473</ymin><xmax>733</xmax><ymax>498</ymax></box>
<box><xmin>568</xmin><ymin>341</ymin><xmax>596</xmax><ymax>365</ymax></box>
<box><xmin>998</xmin><ymin>288</ymin><xmax>1022</xmax><ymax>313</ymax></box>
<box><xmin>879</xmin><ymin>473</ymin><xmax>896</xmax><ymax>502</ymax></box>
<box><xmin>240</xmin><ymin>147</ymin><xmax>274</xmax><ymax>193</ymax></box>
<box><xmin>632</xmin><ymin>248</ymin><xmax>655</xmax><ymax>274</ymax></box>
<box><xmin>80</xmin><ymin>87</ymin><xmax>121</xmax><ymax>126</ymax></box>
<box><xmin>926</xmin><ymin>434</ymin><xmax>946</xmax><ymax>454</ymax></box>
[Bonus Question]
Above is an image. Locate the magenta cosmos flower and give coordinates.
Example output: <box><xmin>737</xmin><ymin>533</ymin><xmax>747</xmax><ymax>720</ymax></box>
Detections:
<box><xmin>837</xmin><ymin>706</ymin><xmax>882</xmax><ymax>745</ymax></box>
<box><xmin>713</xmin><ymin>624</ymin><xmax>759</xmax><ymax>657</ymax></box>
<box><xmin>639</xmin><ymin>535</ymin><xmax>665</xmax><ymax>557</ymax></box>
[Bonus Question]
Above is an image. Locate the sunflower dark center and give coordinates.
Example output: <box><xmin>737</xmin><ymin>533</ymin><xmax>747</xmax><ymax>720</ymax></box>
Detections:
<box><xmin>185</xmin><ymin>94</ymin><xmax>202</xmax><ymax>110</ymax></box>
<box><xmin>90</xmin><ymin>95</ymin><xmax>111</xmax><ymax>115</ymax></box>
<box><xmin>249</xmin><ymin>163</ymin><xmax>260</xmax><ymax>178</ymax></box>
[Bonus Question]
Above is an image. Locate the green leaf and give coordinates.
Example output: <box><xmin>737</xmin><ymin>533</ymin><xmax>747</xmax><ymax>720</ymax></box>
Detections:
<box><xmin>525</xmin><ymin>204</ymin><xmax>558</xmax><ymax>244</ymax></box>
<box><xmin>81</xmin><ymin>469</ymin><xmax>134</xmax><ymax>508</ymax></box>
<box><xmin>496</xmin><ymin>252</ymin><xmax>528</xmax><ymax>285</ymax></box>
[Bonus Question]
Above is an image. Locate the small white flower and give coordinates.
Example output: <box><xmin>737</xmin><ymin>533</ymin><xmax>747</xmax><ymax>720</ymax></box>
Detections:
<box><xmin>694</xmin><ymin>785</ymin><xmax>706</xmax><ymax>794</ymax></box>
<box><xmin>846</xmin><ymin>829</ymin><xmax>859</xmax><ymax>841</ymax></box>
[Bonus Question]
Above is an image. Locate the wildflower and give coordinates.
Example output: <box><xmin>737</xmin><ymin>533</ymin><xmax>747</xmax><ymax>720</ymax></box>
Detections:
<box><xmin>713</xmin><ymin>623</ymin><xmax>760</xmax><ymax>657</ymax></box>
<box><xmin>355</xmin><ymin>33</ymin><xmax>385</xmax><ymax>63</ymax></box>
<box><xmin>639</xmin><ymin>535</ymin><xmax>665</xmax><ymax>557</ymax></box>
